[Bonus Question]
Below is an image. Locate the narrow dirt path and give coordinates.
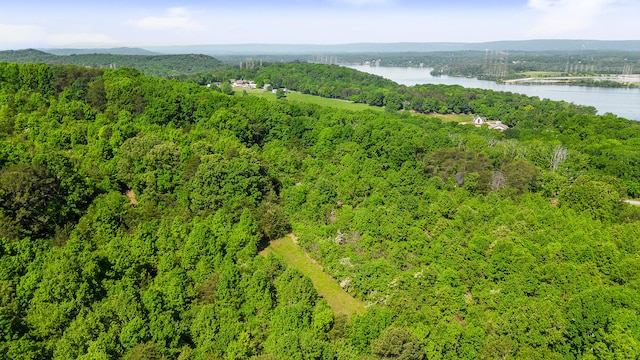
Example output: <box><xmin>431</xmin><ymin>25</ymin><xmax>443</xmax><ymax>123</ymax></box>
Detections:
<box><xmin>623</xmin><ymin>199</ymin><xmax>640</xmax><ymax>206</ymax></box>
<box><xmin>125</xmin><ymin>189</ymin><xmax>137</xmax><ymax>205</ymax></box>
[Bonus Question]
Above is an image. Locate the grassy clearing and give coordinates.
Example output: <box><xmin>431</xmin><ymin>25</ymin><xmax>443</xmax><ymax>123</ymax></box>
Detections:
<box><xmin>260</xmin><ymin>235</ymin><xmax>366</xmax><ymax>317</ymax></box>
<box><xmin>519</xmin><ymin>71</ymin><xmax>563</xmax><ymax>78</ymax></box>
<box><xmin>285</xmin><ymin>92</ymin><xmax>383</xmax><ymax>112</ymax></box>
<box><xmin>427</xmin><ymin>113</ymin><xmax>474</xmax><ymax>123</ymax></box>
<box><xmin>234</xmin><ymin>88</ymin><xmax>382</xmax><ymax>112</ymax></box>
<box><xmin>234</xmin><ymin>88</ymin><xmax>274</xmax><ymax>99</ymax></box>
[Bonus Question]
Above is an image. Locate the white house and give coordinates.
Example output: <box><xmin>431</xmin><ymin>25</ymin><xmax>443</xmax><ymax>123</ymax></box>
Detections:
<box><xmin>473</xmin><ymin>116</ymin><xmax>487</xmax><ymax>125</ymax></box>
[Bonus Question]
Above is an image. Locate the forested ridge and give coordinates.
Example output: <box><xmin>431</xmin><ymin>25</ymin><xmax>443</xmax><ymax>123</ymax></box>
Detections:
<box><xmin>0</xmin><ymin>50</ymin><xmax>223</xmax><ymax>77</ymax></box>
<box><xmin>0</xmin><ymin>61</ymin><xmax>639</xmax><ymax>359</ymax></box>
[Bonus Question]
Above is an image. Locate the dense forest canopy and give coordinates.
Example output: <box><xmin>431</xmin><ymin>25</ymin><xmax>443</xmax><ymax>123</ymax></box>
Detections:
<box><xmin>0</xmin><ymin>50</ymin><xmax>223</xmax><ymax>77</ymax></box>
<box><xmin>0</xmin><ymin>61</ymin><xmax>639</xmax><ymax>359</ymax></box>
<box><xmin>43</xmin><ymin>48</ymin><xmax>160</xmax><ymax>56</ymax></box>
<box><xmin>201</xmin><ymin>62</ymin><xmax>640</xmax><ymax>197</ymax></box>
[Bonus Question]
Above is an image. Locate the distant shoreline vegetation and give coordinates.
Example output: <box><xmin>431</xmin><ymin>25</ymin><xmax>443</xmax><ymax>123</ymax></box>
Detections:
<box><xmin>423</xmin><ymin>69</ymin><xmax>640</xmax><ymax>89</ymax></box>
<box><xmin>498</xmin><ymin>78</ymin><xmax>640</xmax><ymax>88</ymax></box>
<box><xmin>431</xmin><ymin>68</ymin><xmax>640</xmax><ymax>89</ymax></box>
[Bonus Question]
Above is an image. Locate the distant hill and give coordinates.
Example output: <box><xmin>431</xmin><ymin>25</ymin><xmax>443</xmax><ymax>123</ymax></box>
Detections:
<box><xmin>144</xmin><ymin>40</ymin><xmax>640</xmax><ymax>55</ymax></box>
<box><xmin>43</xmin><ymin>47</ymin><xmax>160</xmax><ymax>56</ymax></box>
<box><xmin>0</xmin><ymin>49</ymin><xmax>54</xmax><ymax>61</ymax></box>
<box><xmin>0</xmin><ymin>49</ymin><xmax>223</xmax><ymax>76</ymax></box>
<box><xmin>462</xmin><ymin>39</ymin><xmax>640</xmax><ymax>52</ymax></box>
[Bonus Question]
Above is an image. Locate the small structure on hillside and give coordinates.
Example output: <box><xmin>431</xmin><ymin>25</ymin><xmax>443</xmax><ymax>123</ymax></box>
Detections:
<box><xmin>463</xmin><ymin>115</ymin><xmax>510</xmax><ymax>131</ymax></box>
<box><xmin>473</xmin><ymin>116</ymin><xmax>487</xmax><ymax>125</ymax></box>
<box><xmin>230</xmin><ymin>79</ymin><xmax>257</xmax><ymax>89</ymax></box>
<box><xmin>488</xmin><ymin>121</ymin><xmax>509</xmax><ymax>131</ymax></box>
<box><xmin>460</xmin><ymin>115</ymin><xmax>509</xmax><ymax>131</ymax></box>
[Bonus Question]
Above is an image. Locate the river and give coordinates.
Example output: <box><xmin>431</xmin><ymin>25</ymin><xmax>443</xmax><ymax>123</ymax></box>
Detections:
<box><xmin>347</xmin><ymin>65</ymin><xmax>640</xmax><ymax>121</ymax></box>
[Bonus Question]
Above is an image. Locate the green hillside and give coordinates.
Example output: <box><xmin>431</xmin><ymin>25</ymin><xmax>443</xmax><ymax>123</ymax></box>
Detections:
<box><xmin>0</xmin><ymin>49</ymin><xmax>223</xmax><ymax>77</ymax></box>
<box><xmin>0</xmin><ymin>62</ymin><xmax>639</xmax><ymax>359</ymax></box>
<box><xmin>43</xmin><ymin>47</ymin><xmax>160</xmax><ymax>56</ymax></box>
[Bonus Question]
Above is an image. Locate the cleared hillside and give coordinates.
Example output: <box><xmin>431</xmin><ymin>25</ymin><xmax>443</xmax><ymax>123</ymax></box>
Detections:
<box><xmin>260</xmin><ymin>235</ymin><xmax>366</xmax><ymax>317</ymax></box>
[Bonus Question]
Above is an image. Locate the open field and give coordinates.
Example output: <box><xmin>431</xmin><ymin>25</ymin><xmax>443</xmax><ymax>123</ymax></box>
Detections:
<box><xmin>235</xmin><ymin>88</ymin><xmax>383</xmax><ymax>112</ymax></box>
<box><xmin>286</xmin><ymin>92</ymin><xmax>384</xmax><ymax>112</ymax></box>
<box><xmin>260</xmin><ymin>235</ymin><xmax>366</xmax><ymax>317</ymax></box>
<box><xmin>519</xmin><ymin>71</ymin><xmax>564</xmax><ymax>78</ymax></box>
<box><xmin>426</xmin><ymin>113</ymin><xmax>475</xmax><ymax>123</ymax></box>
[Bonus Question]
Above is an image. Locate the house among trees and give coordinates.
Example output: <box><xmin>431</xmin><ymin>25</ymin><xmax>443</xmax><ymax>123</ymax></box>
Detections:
<box><xmin>473</xmin><ymin>116</ymin><xmax>487</xmax><ymax>125</ymax></box>
<box><xmin>230</xmin><ymin>79</ymin><xmax>257</xmax><ymax>89</ymax></box>
<box><xmin>488</xmin><ymin>121</ymin><xmax>509</xmax><ymax>131</ymax></box>
<box><xmin>465</xmin><ymin>116</ymin><xmax>509</xmax><ymax>131</ymax></box>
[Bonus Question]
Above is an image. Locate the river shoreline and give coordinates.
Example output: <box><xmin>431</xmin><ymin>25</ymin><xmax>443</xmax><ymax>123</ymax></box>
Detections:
<box><xmin>347</xmin><ymin>65</ymin><xmax>640</xmax><ymax>121</ymax></box>
<box><xmin>503</xmin><ymin>75</ymin><xmax>640</xmax><ymax>88</ymax></box>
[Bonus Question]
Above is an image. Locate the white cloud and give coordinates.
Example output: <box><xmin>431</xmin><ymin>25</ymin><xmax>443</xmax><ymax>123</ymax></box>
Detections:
<box><xmin>46</xmin><ymin>33</ymin><xmax>117</xmax><ymax>47</ymax></box>
<box><xmin>130</xmin><ymin>7</ymin><xmax>205</xmax><ymax>31</ymax></box>
<box><xmin>0</xmin><ymin>22</ymin><xmax>119</xmax><ymax>48</ymax></box>
<box><xmin>168</xmin><ymin>7</ymin><xmax>188</xmax><ymax>16</ymax></box>
<box><xmin>527</xmin><ymin>0</ymin><xmax>618</xmax><ymax>36</ymax></box>
<box><xmin>213</xmin><ymin>8</ymin><xmax>527</xmax><ymax>44</ymax></box>
<box><xmin>0</xmin><ymin>24</ymin><xmax>45</xmax><ymax>45</ymax></box>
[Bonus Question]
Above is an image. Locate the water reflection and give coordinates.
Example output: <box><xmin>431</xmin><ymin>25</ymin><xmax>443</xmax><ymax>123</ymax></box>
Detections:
<box><xmin>347</xmin><ymin>65</ymin><xmax>640</xmax><ymax>120</ymax></box>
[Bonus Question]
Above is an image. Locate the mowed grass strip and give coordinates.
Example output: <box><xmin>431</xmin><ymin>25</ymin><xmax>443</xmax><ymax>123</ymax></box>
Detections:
<box><xmin>427</xmin><ymin>113</ymin><xmax>474</xmax><ymax>123</ymax></box>
<box><xmin>234</xmin><ymin>88</ymin><xmax>383</xmax><ymax>112</ymax></box>
<box><xmin>520</xmin><ymin>71</ymin><xmax>563</xmax><ymax>78</ymax></box>
<box><xmin>261</xmin><ymin>235</ymin><xmax>366</xmax><ymax>317</ymax></box>
<box><xmin>285</xmin><ymin>92</ymin><xmax>383</xmax><ymax>112</ymax></box>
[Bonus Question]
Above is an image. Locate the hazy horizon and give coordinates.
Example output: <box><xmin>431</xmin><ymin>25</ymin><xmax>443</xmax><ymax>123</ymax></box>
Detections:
<box><xmin>2</xmin><ymin>0</ymin><xmax>639</xmax><ymax>50</ymax></box>
<box><xmin>28</xmin><ymin>39</ymin><xmax>640</xmax><ymax>50</ymax></box>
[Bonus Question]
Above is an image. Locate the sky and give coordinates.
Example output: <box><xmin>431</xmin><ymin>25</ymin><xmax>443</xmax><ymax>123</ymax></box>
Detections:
<box><xmin>1</xmin><ymin>0</ymin><xmax>639</xmax><ymax>49</ymax></box>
